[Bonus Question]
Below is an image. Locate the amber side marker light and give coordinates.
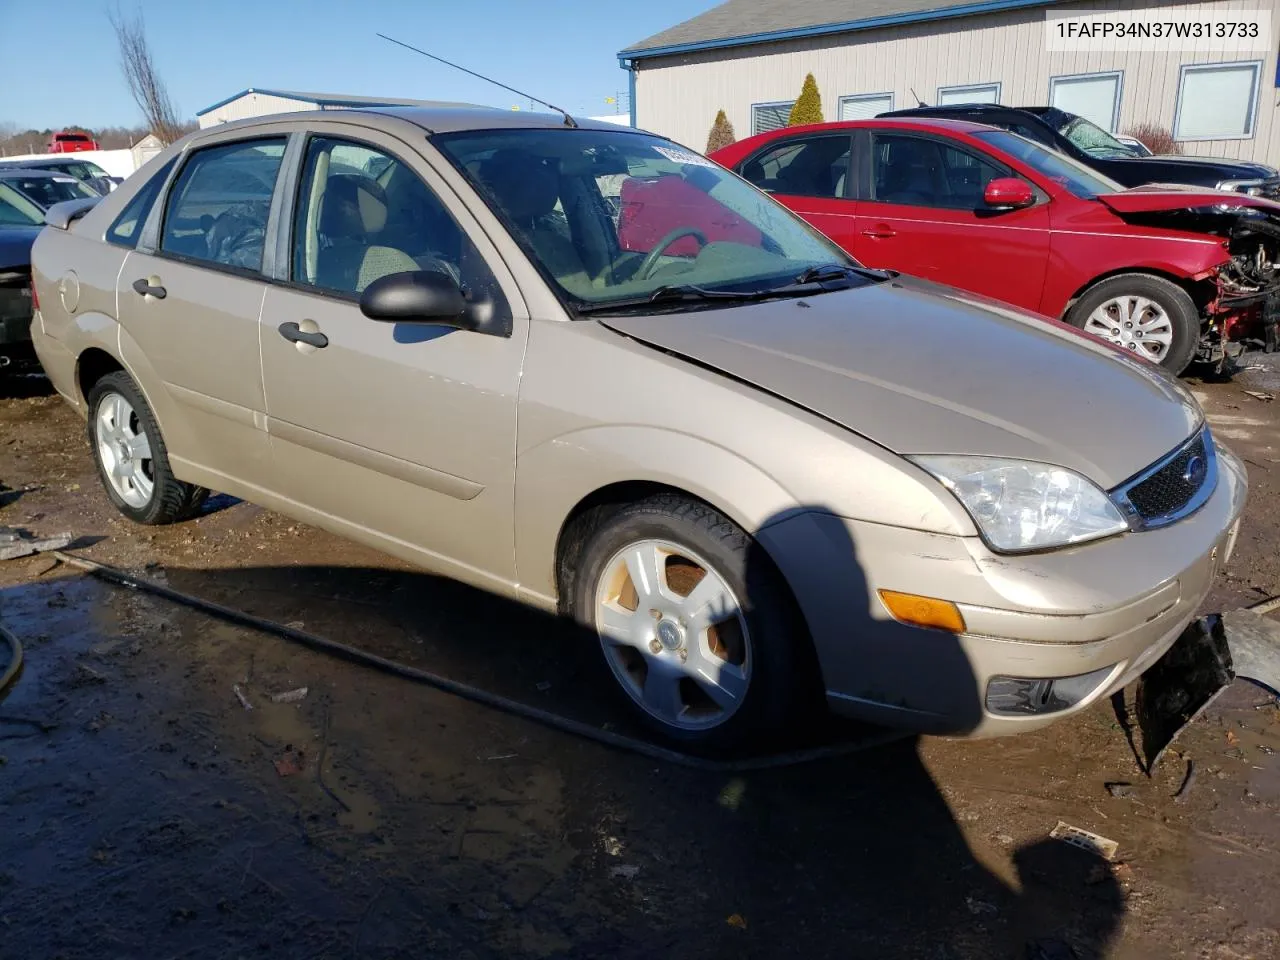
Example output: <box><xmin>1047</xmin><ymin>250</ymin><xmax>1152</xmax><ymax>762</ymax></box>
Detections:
<box><xmin>878</xmin><ymin>590</ymin><xmax>966</xmax><ymax>633</ymax></box>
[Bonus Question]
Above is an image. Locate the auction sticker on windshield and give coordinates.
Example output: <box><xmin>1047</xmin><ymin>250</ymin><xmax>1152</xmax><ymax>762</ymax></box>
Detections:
<box><xmin>653</xmin><ymin>145</ymin><xmax>717</xmax><ymax>169</ymax></box>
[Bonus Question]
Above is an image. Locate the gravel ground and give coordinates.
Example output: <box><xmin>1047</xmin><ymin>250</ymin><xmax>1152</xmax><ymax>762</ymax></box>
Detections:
<box><xmin>1</xmin><ymin>357</ymin><xmax>1279</xmax><ymax>960</ymax></box>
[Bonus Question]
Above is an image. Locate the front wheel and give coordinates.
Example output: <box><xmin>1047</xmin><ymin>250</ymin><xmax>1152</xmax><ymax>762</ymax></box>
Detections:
<box><xmin>1063</xmin><ymin>274</ymin><xmax>1200</xmax><ymax>375</ymax></box>
<box><xmin>569</xmin><ymin>494</ymin><xmax>803</xmax><ymax>753</ymax></box>
<box><xmin>87</xmin><ymin>371</ymin><xmax>207</xmax><ymax>524</ymax></box>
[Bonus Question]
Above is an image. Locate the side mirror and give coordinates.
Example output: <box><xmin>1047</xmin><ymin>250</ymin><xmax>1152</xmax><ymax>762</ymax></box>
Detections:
<box><xmin>359</xmin><ymin>270</ymin><xmax>472</xmax><ymax>328</ymax></box>
<box><xmin>983</xmin><ymin>177</ymin><xmax>1035</xmax><ymax>211</ymax></box>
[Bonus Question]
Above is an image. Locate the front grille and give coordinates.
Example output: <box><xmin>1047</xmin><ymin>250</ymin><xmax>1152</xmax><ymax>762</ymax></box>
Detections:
<box><xmin>1114</xmin><ymin>431</ymin><xmax>1214</xmax><ymax>527</ymax></box>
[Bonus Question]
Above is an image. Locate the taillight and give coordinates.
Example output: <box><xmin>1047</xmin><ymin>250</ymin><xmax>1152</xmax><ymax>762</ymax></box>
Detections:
<box><xmin>30</xmin><ymin>277</ymin><xmax>39</xmax><ymax>311</ymax></box>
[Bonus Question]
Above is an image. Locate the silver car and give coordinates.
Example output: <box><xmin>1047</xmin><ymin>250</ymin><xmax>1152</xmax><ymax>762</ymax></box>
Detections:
<box><xmin>29</xmin><ymin>107</ymin><xmax>1246</xmax><ymax>751</ymax></box>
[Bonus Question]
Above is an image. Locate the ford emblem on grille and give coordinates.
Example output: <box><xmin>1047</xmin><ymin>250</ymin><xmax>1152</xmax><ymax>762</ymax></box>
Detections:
<box><xmin>1182</xmin><ymin>455</ymin><xmax>1207</xmax><ymax>488</ymax></box>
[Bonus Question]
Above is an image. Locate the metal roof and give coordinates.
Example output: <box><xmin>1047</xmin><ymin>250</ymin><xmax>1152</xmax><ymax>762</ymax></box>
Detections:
<box><xmin>620</xmin><ymin>0</ymin><xmax>1064</xmax><ymax>60</ymax></box>
<box><xmin>185</xmin><ymin>105</ymin><xmax>646</xmax><ymax>136</ymax></box>
<box><xmin>196</xmin><ymin>87</ymin><xmax>477</xmax><ymax>117</ymax></box>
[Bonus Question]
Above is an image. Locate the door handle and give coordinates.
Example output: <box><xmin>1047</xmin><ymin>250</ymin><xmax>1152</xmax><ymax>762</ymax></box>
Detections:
<box><xmin>277</xmin><ymin>321</ymin><xmax>329</xmax><ymax>349</ymax></box>
<box><xmin>860</xmin><ymin>226</ymin><xmax>896</xmax><ymax>239</ymax></box>
<box><xmin>131</xmin><ymin>278</ymin><xmax>167</xmax><ymax>299</ymax></box>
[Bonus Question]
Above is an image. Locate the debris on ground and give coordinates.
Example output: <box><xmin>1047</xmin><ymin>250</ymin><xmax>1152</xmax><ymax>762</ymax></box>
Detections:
<box><xmin>0</xmin><ymin>528</ymin><xmax>73</xmax><ymax>562</ymax></box>
<box><xmin>268</xmin><ymin>686</ymin><xmax>308</xmax><ymax>704</ymax></box>
<box><xmin>274</xmin><ymin>747</ymin><xmax>305</xmax><ymax>777</ymax></box>
<box><xmin>1104</xmin><ymin>781</ymin><xmax>1133</xmax><ymax>798</ymax></box>
<box><xmin>1086</xmin><ymin>861</ymin><xmax>1134</xmax><ymax>886</ymax></box>
<box><xmin>609</xmin><ymin>864</ymin><xmax>641</xmax><ymax>880</ymax></box>
<box><xmin>965</xmin><ymin>895</ymin><xmax>998</xmax><ymax>916</ymax></box>
<box><xmin>1226</xmin><ymin>729</ymin><xmax>1240</xmax><ymax>746</ymax></box>
<box><xmin>1243</xmin><ymin>390</ymin><xmax>1275</xmax><ymax>402</ymax></box>
<box><xmin>1049</xmin><ymin>821</ymin><xmax>1119</xmax><ymax>861</ymax></box>
<box><xmin>231</xmin><ymin>684</ymin><xmax>253</xmax><ymax>711</ymax></box>
<box><xmin>726</xmin><ymin>914</ymin><xmax>747</xmax><ymax>930</ymax></box>
<box><xmin>1173</xmin><ymin>759</ymin><xmax>1198</xmax><ymax>804</ymax></box>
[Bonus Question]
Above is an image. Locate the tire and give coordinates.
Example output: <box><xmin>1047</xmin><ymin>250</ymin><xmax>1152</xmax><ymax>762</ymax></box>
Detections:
<box><xmin>568</xmin><ymin>493</ymin><xmax>803</xmax><ymax>754</ymax></box>
<box><xmin>1063</xmin><ymin>274</ymin><xmax>1200</xmax><ymax>375</ymax></box>
<box><xmin>86</xmin><ymin>371</ymin><xmax>207</xmax><ymax>524</ymax></box>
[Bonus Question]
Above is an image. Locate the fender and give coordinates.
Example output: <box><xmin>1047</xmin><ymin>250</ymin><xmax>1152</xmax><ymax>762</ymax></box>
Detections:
<box><xmin>513</xmin><ymin>424</ymin><xmax>798</xmax><ymax>607</ymax></box>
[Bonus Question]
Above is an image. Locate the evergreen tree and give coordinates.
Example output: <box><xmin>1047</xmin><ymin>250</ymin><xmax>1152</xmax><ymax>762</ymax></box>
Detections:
<box><xmin>787</xmin><ymin>74</ymin><xmax>824</xmax><ymax>126</ymax></box>
<box><xmin>705</xmin><ymin>109</ymin><xmax>737</xmax><ymax>153</ymax></box>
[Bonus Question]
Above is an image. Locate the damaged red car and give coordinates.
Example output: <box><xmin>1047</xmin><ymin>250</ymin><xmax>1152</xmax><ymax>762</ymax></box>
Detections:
<box><xmin>708</xmin><ymin>118</ymin><xmax>1279</xmax><ymax>375</ymax></box>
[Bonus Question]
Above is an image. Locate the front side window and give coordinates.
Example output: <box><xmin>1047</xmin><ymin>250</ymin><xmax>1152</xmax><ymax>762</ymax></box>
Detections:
<box><xmin>433</xmin><ymin>128</ymin><xmax>858</xmax><ymax>309</ymax></box>
<box><xmin>291</xmin><ymin>136</ymin><xmax>506</xmax><ymax>306</ymax></box>
<box><xmin>6</xmin><ymin>175</ymin><xmax>97</xmax><ymax>208</ymax></box>
<box><xmin>160</xmin><ymin>138</ymin><xmax>286</xmax><ymax>270</ymax></box>
<box><xmin>870</xmin><ymin>135</ymin><xmax>1007</xmax><ymax>209</ymax></box>
<box><xmin>0</xmin><ymin>184</ymin><xmax>43</xmax><ymax>225</ymax></box>
<box><xmin>1174</xmin><ymin>61</ymin><xmax>1261</xmax><ymax>140</ymax></box>
<box><xmin>740</xmin><ymin>136</ymin><xmax>852</xmax><ymax>199</ymax></box>
<box><xmin>976</xmin><ymin>130</ymin><xmax>1120</xmax><ymax>200</ymax></box>
<box><xmin>108</xmin><ymin>157</ymin><xmax>176</xmax><ymax>248</ymax></box>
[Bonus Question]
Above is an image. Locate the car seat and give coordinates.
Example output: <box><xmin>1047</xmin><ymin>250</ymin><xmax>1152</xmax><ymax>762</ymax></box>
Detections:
<box><xmin>315</xmin><ymin>174</ymin><xmax>419</xmax><ymax>293</ymax></box>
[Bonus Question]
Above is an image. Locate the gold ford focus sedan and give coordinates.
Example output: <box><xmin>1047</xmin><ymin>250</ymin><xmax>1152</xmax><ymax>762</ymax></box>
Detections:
<box><xmin>29</xmin><ymin>107</ymin><xmax>1246</xmax><ymax>751</ymax></box>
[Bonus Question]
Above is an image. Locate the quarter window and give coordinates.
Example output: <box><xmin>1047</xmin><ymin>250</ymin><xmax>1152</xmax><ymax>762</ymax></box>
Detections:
<box><xmin>741</xmin><ymin>136</ymin><xmax>852</xmax><ymax>199</ymax></box>
<box><xmin>291</xmin><ymin>136</ymin><xmax>504</xmax><ymax>305</ymax></box>
<box><xmin>871</xmin><ymin>135</ymin><xmax>1009</xmax><ymax>209</ymax></box>
<box><xmin>1174</xmin><ymin>62</ymin><xmax>1261</xmax><ymax>140</ymax></box>
<box><xmin>160</xmin><ymin>138</ymin><xmax>286</xmax><ymax>270</ymax></box>
<box><xmin>107</xmin><ymin>158</ymin><xmax>175</xmax><ymax>248</ymax></box>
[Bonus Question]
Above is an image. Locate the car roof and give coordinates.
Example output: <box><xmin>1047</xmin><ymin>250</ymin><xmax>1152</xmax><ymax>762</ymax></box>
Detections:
<box><xmin>0</xmin><ymin>158</ymin><xmax>81</xmax><ymax>169</ymax></box>
<box><xmin>187</xmin><ymin>105</ymin><xmax>641</xmax><ymax>139</ymax></box>
<box><xmin>753</xmin><ymin>117</ymin><xmax>1001</xmax><ymax>137</ymax></box>
<box><xmin>0</xmin><ymin>168</ymin><xmax>66</xmax><ymax>180</ymax></box>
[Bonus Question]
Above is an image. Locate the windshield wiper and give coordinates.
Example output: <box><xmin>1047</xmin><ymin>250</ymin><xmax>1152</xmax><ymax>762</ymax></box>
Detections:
<box><xmin>575</xmin><ymin>283</ymin><xmax>771</xmax><ymax>315</ymax></box>
<box><xmin>793</xmin><ymin>262</ymin><xmax>890</xmax><ymax>285</ymax></box>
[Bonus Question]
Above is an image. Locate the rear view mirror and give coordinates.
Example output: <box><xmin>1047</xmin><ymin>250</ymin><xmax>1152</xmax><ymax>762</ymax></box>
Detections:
<box><xmin>360</xmin><ymin>270</ymin><xmax>469</xmax><ymax>326</ymax></box>
<box><xmin>983</xmin><ymin>177</ymin><xmax>1035</xmax><ymax>211</ymax></box>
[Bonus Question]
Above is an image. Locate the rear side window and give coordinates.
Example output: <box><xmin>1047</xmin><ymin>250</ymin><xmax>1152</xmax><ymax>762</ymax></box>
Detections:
<box><xmin>107</xmin><ymin>158</ymin><xmax>175</xmax><ymax>248</ymax></box>
<box><xmin>740</xmin><ymin>136</ymin><xmax>852</xmax><ymax>199</ymax></box>
<box><xmin>160</xmin><ymin>138</ymin><xmax>286</xmax><ymax>271</ymax></box>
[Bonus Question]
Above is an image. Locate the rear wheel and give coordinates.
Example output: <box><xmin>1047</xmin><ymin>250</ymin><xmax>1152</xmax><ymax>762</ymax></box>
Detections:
<box><xmin>1064</xmin><ymin>274</ymin><xmax>1200</xmax><ymax>375</ymax></box>
<box><xmin>569</xmin><ymin>494</ymin><xmax>802</xmax><ymax>753</ymax></box>
<box><xmin>87</xmin><ymin>372</ymin><xmax>207</xmax><ymax>524</ymax></box>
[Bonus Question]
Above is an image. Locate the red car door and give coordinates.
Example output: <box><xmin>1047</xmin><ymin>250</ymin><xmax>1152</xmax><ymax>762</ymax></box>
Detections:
<box><xmin>854</xmin><ymin>131</ymin><xmax>1051</xmax><ymax>312</ymax></box>
<box><xmin>737</xmin><ymin>134</ymin><xmax>859</xmax><ymax>250</ymax></box>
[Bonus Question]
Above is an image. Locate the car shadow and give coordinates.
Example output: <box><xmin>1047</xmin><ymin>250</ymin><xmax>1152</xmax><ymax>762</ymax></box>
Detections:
<box><xmin>0</xmin><ymin>371</ymin><xmax>55</xmax><ymax>400</ymax></box>
<box><xmin>124</xmin><ymin>504</ymin><xmax>1124</xmax><ymax>955</ymax></box>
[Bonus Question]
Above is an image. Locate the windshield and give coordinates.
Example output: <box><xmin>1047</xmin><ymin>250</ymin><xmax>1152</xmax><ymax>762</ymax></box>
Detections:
<box><xmin>1055</xmin><ymin>116</ymin><xmax>1134</xmax><ymax>159</ymax></box>
<box><xmin>975</xmin><ymin>130</ymin><xmax>1122</xmax><ymax>200</ymax></box>
<box><xmin>432</xmin><ymin>128</ymin><xmax>863</xmax><ymax>309</ymax></box>
<box><xmin>5</xmin><ymin>174</ymin><xmax>98</xmax><ymax>208</ymax></box>
<box><xmin>0</xmin><ymin>184</ymin><xmax>43</xmax><ymax>225</ymax></box>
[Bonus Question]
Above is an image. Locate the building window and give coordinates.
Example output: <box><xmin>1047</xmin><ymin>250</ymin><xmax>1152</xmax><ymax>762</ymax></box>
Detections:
<box><xmin>1048</xmin><ymin>71</ymin><xmax>1122</xmax><ymax>132</ymax></box>
<box><xmin>752</xmin><ymin>101</ymin><xmax>795</xmax><ymax>135</ymax></box>
<box><xmin>1174</xmin><ymin>61</ymin><xmax>1261</xmax><ymax>140</ymax></box>
<box><xmin>838</xmin><ymin>92</ymin><xmax>893</xmax><ymax>121</ymax></box>
<box><xmin>937</xmin><ymin>82</ymin><xmax>1000</xmax><ymax>106</ymax></box>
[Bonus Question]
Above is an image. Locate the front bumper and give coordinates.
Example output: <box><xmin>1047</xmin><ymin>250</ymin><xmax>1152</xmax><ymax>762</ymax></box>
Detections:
<box><xmin>757</xmin><ymin>441</ymin><xmax>1248</xmax><ymax>737</ymax></box>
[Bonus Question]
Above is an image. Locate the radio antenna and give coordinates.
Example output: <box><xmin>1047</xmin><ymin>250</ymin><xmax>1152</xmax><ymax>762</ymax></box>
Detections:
<box><xmin>377</xmin><ymin>33</ymin><xmax>578</xmax><ymax>128</ymax></box>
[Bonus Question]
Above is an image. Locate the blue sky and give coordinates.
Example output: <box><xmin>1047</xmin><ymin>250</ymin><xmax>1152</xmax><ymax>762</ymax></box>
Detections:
<box><xmin>3</xmin><ymin>0</ymin><xmax>718</xmax><ymax>129</ymax></box>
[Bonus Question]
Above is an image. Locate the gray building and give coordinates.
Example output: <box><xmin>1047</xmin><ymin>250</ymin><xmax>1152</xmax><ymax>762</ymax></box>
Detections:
<box><xmin>620</xmin><ymin>0</ymin><xmax>1279</xmax><ymax>162</ymax></box>
<box><xmin>196</xmin><ymin>89</ymin><xmax>475</xmax><ymax>128</ymax></box>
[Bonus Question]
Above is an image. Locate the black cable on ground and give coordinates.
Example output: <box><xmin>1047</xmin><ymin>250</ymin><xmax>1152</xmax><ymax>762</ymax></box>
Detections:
<box><xmin>51</xmin><ymin>551</ymin><xmax>908</xmax><ymax>773</ymax></box>
<box><xmin>0</xmin><ymin>621</ymin><xmax>22</xmax><ymax>701</ymax></box>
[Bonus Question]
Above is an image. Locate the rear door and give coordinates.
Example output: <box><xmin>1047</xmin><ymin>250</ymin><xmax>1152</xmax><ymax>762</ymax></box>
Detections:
<box><xmin>737</xmin><ymin>134</ymin><xmax>859</xmax><ymax>252</ymax></box>
<box><xmin>852</xmin><ymin>130</ymin><xmax>1051</xmax><ymax>311</ymax></box>
<box><xmin>114</xmin><ymin>133</ymin><xmax>289</xmax><ymax>493</ymax></box>
<box><xmin>257</xmin><ymin>127</ymin><xmax>528</xmax><ymax>589</ymax></box>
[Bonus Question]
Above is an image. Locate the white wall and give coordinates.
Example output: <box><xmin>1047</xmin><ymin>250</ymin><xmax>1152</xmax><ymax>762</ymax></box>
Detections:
<box><xmin>634</xmin><ymin>0</ymin><xmax>1280</xmax><ymax>163</ymax></box>
<box><xmin>0</xmin><ymin>148</ymin><xmax>138</xmax><ymax>179</ymax></box>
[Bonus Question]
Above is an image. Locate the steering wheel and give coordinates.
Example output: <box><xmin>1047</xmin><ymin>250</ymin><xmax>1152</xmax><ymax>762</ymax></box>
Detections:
<box><xmin>635</xmin><ymin>227</ymin><xmax>710</xmax><ymax>281</ymax></box>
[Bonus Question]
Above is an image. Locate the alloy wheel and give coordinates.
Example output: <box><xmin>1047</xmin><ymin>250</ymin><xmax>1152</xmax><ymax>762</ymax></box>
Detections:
<box><xmin>95</xmin><ymin>391</ymin><xmax>155</xmax><ymax>509</ymax></box>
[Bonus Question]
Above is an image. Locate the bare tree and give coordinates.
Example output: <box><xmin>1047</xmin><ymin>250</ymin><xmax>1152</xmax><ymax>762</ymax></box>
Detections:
<box><xmin>108</xmin><ymin>6</ymin><xmax>183</xmax><ymax>144</ymax></box>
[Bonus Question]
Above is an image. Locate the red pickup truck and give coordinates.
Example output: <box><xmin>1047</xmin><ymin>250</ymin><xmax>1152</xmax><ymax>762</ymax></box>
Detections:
<box><xmin>47</xmin><ymin>131</ymin><xmax>99</xmax><ymax>153</ymax></box>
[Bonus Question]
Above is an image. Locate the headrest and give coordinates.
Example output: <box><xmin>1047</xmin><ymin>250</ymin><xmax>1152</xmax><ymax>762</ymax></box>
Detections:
<box><xmin>320</xmin><ymin>174</ymin><xmax>388</xmax><ymax>237</ymax></box>
<box><xmin>476</xmin><ymin>149</ymin><xmax>559</xmax><ymax>221</ymax></box>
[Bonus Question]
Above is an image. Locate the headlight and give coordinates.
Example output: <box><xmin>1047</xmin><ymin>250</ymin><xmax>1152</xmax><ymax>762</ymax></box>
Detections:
<box><xmin>1216</xmin><ymin>177</ymin><xmax>1265</xmax><ymax>194</ymax></box>
<box><xmin>910</xmin><ymin>456</ymin><xmax>1129</xmax><ymax>553</ymax></box>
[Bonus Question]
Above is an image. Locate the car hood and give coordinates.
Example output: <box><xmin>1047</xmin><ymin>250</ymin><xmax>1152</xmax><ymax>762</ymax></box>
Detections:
<box><xmin>599</xmin><ymin>277</ymin><xmax>1202</xmax><ymax>489</ymax></box>
<box><xmin>0</xmin><ymin>225</ymin><xmax>39</xmax><ymax>271</ymax></box>
<box><xmin>1106</xmin><ymin>155</ymin><xmax>1276</xmax><ymax>178</ymax></box>
<box><xmin>1098</xmin><ymin>184</ymin><xmax>1280</xmax><ymax>215</ymax></box>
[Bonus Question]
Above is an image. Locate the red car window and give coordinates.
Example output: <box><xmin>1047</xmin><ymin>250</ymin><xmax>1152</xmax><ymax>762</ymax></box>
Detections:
<box><xmin>617</xmin><ymin>174</ymin><xmax>763</xmax><ymax>256</ymax></box>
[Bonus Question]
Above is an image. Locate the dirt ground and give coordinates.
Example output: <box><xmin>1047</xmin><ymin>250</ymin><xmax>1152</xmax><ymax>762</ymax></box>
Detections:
<box><xmin>2</xmin><ymin>358</ymin><xmax>1279</xmax><ymax>960</ymax></box>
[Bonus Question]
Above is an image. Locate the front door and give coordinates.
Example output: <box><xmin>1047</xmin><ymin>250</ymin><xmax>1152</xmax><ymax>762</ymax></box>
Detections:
<box><xmin>738</xmin><ymin>134</ymin><xmax>860</xmax><ymax>252</ymax></box>
<box><xmin>115</xmin><ymin>135</ymin><xmax>288</xmax><ymax>492</ymax></box>
<box><xmin>258</xmin><ymin>132</ymin><xmax>528</xmax><ymax>591</ymax></box>
<box><xmin>855</xmin><ymin>132</ymin><xmax>1051</xmax><ymax>312</ymax></box>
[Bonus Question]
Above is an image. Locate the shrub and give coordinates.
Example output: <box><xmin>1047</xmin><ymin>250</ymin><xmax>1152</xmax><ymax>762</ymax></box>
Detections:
<box><xmin>787</xmin><ymin>74</ymin><xmax>824</xmax><ymax>126</ymax></box>
<box><xmin>706</xmin><ymin>110</ymin><xmax>737</xmax><ymax>153</ymax></box>
<box><xmin>1122</xmin><ymin>123</ymin><xmax>1182</xmax><ymax>156</ymax></box>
